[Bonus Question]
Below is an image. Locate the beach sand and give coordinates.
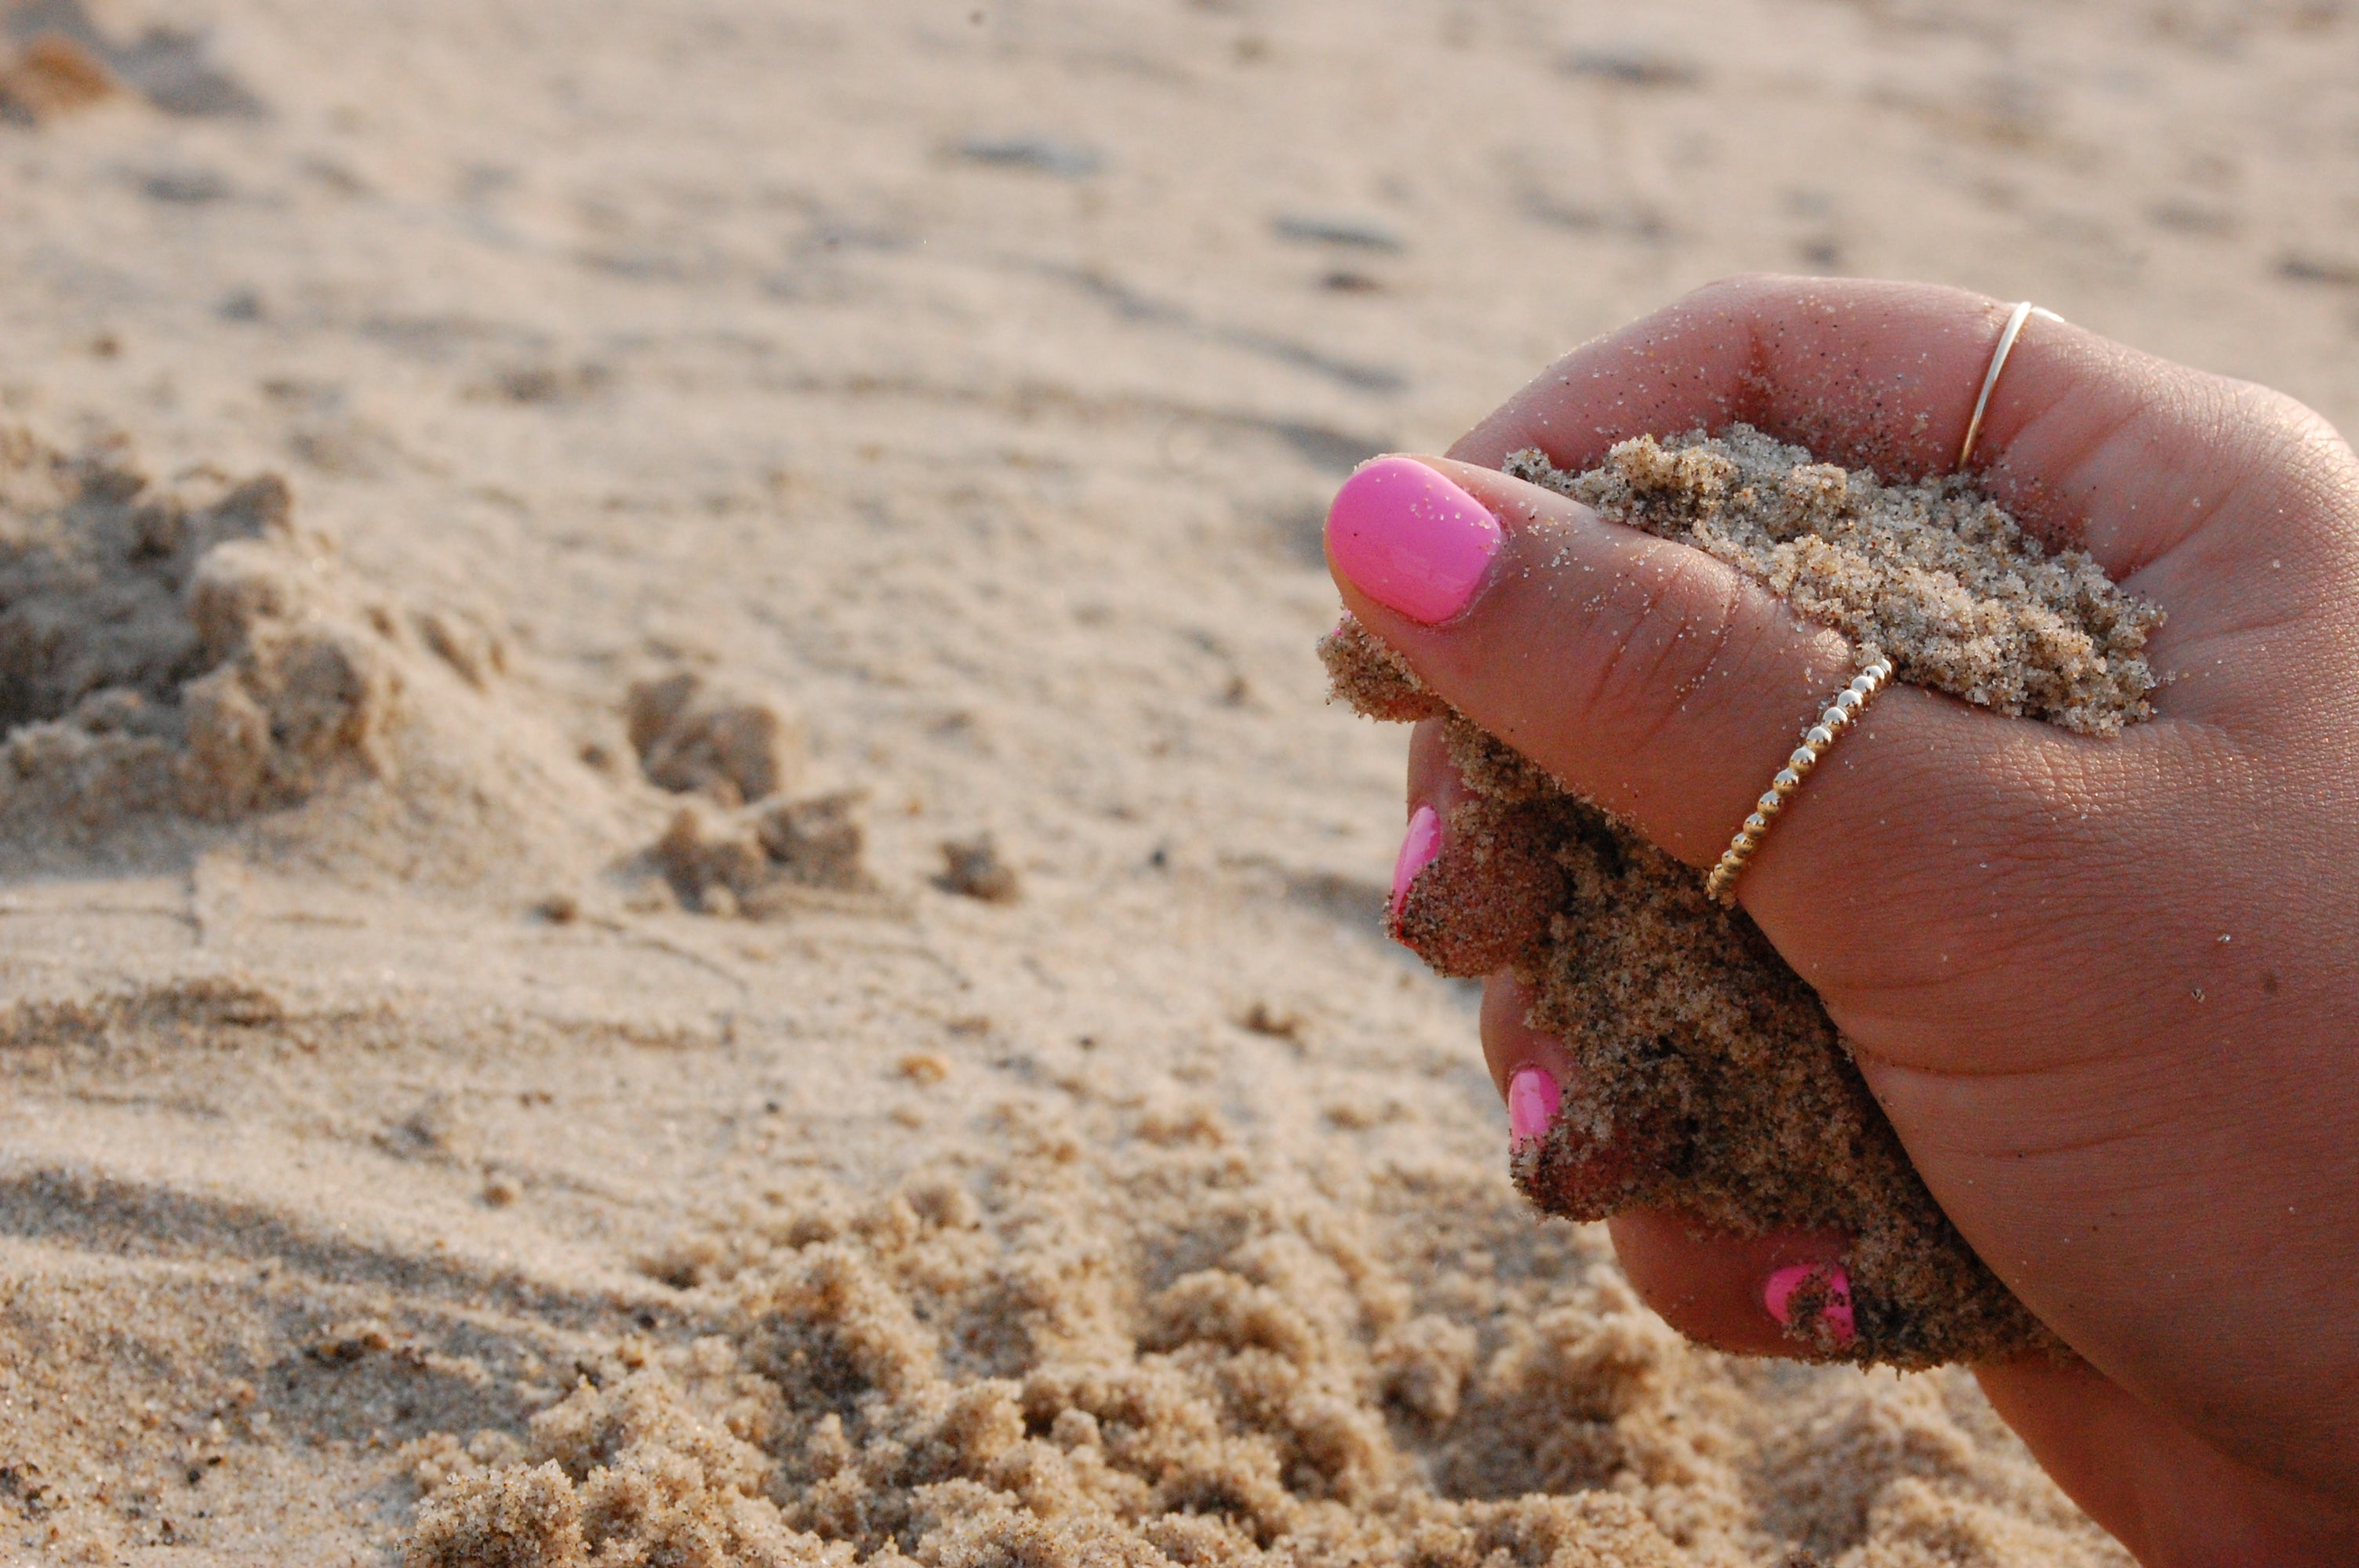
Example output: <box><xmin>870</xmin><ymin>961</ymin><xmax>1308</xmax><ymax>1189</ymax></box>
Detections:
<box><xmin>1</xmin><ymin>0</ymin><xmax>2354</xmax><ymax>1560</ymax></box>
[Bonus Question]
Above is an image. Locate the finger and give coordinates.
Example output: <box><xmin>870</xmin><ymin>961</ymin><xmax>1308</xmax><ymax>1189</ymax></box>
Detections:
<box><xmin>1447</xmin><ymin>273</ymin><xmax>2354</xmax><ymax>608</ymax></box>
<box><xmin>1606</xmin><ymin>1209</ymin><xmax>1856</xmax><ymax>1359</ymax></box>
<box><xmin>1390</xmin><ymin>719</ymin><xmax>1562</xmax><ymax>975</ymax></box>
<box><xmin>1453</xmin><ymin>274</ymin><xmax>1995</xmax><ymax>486</ymax></box>
<box><xmin>1485</xmin><ymin>1011</ymin><xmax>1853</xmax><ymax>1360</ymax></box>
<box><xmin>1476</xmin><ymin>973</ymin><xmax>1572</xmax><ymax>1104</ymax></box>
<box><xmin>1330</xmin><ymin>451</ymin><xmax>1923</xmax><ymax>867</ymax></box>
<box><xmin>1479</xmin><ymin>976</ymin><xmax>1681</xmax><ymax>1225</ymax></box>
<box><xmin>1328</xmin><ymin>456</ymin><xmax>2202</xmax><ymax>1074</ymax></box>
<box><xmin>1481</xmin><ymin>977</ymin><xmax>1863</xmax><ymax>1360</ymax></box>
<box><xmin>1976</xmin><ymin>1357</ymin><xmax>2359</xmax><ymax>1561</ymax></box>
<box><xmin>1349</xmin><ymin>452</ymin><xmax>2302</xmax><ymax>1098</ymax></box>
<box><xmin>1403</xmin><ymin>714</ymin><xmax>1452</xmax><ymax>804</ymax></box>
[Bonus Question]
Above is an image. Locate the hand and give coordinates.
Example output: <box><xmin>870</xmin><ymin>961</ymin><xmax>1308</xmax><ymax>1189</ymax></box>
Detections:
<box><xmin>1324</xmin><ymin>276</ymin><xmax>2359</xmax><ymax>1563</ymax></box>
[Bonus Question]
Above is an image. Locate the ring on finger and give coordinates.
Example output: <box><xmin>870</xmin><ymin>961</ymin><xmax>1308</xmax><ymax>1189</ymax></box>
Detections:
<box><xmin>1704</xmin><ymin>659</ymin><xmax>1894</xmax><ymax>906</ymax></box>
<box><xmin>1957</xmin><ymin>300</ymin><xmax>2064</xmax><ymax>471</ymax></box>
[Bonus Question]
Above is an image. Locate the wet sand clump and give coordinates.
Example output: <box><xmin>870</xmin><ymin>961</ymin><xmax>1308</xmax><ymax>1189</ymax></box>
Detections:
<box><xmin>629</xmin><ymin>670</ymin><xmax>808</xmax><ymax>808</ymax></box>
<box><xmin>652</xmin><ymin>791</ymin><xmax>878</xmax><ymax>916</ymax></box>
<box><xmin>1323</xmin><ymin>427</ymin><xmax>2163</xmax><ymax>1368</ymax></box>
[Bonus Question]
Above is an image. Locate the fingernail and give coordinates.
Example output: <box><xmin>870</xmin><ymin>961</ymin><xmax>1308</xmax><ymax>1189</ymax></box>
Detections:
<box><xmin>1764</xmin><ymin>1262</ymin><xmax>1857</xmax><ymax>1346</ymax></box>
<box><xmin>1325</xmin><ymin>457</ymin><xmax>1503</xmax><ymax>624</ymax></box>
<box><xmin>1507</xmin><ymin>1065</ymin><xmax>1561</xmax><ymax>1147</ymax></box>
<box><xmin>1389</xmin><ymin>804</ymin><xmax>1441</xmax><ymax>920</ymax></box>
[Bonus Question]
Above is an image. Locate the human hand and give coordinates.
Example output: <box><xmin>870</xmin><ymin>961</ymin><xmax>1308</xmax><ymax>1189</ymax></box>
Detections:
<box><xmin>1323</xmin><ymin>276</ymin><xmax>2359</xmax><ymax>1563</ymax></box>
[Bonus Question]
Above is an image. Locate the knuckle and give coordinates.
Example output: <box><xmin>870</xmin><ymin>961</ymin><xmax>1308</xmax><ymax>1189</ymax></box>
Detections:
<box><xmin>1683</xmin><ymin>271</ymin><xmax>1779</xmax><ymax>308</ymax></box>
<box><xmin>1568</xmin><ymin>545</ymin><xmax>1762</xmax><ymax>753</ymax></box>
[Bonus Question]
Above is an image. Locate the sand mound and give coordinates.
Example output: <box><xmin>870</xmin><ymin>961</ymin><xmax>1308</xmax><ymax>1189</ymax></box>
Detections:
<box><xmin>613</xmin><ymin>668</ymin><xmax>904</xmax><ymax>919</ymax></box>
<box><xmin>0</xmin><ymin>425</ymin><xmax>652</xmax><ymax>891</ymax></box>
<box><xmin>1322</xmin><ymin>430</ymin><xmax>2162</xmax><ymax>1369</ymax></box>
<box><xmin>933</xmin><ymin>835</ymin><xmax>1020</xmax><ymax>905</ymax></box>
<box><xmin>0</xmin><ymin>427</ymin><xmax>398</xmax><ymax>831</ymax></box>
<box><xmin>402</xmin><ymin>1108</ymin><xmax>2114</xmax><ymax>1568</ymax></box>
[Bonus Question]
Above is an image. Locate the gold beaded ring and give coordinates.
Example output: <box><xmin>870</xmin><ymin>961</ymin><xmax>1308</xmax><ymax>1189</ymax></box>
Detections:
<box><xmin>1703</xmin><ymin>658</ymin><xmax>1895</xmax><ymax>906</ymax></box>
<box><xmin>1703</xmin><ymin>302</ymin><xmax>2039</xmax><ymax>905</ymax></box>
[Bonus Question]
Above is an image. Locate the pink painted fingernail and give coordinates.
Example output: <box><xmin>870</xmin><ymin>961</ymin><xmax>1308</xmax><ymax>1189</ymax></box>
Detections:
<box><xmin>1765</xmin><ymin>1263</ymin><xmax>1857</xmax><ymax>1346</ymax></box>
<box><xmin>1389</xmin><ymin>804</ymin><xmax>1441</xmax><ymax>919</ymax></box>
<box><xmin>1507</xmin><ymin>1065</ymin><xmax>1561</xmax><ymax>1147</ymax></box>
<box><xmin>1325</xmin><ymin>457</ymin><xmax>1503</xmax><ymax>624</ymax></box>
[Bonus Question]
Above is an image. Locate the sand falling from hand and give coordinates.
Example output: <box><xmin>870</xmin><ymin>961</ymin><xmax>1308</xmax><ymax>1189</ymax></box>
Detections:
<box><xmin>1323</xmin><ymin>426</ymin><xmax>2164</xmax><ymax>1370</ymax></box>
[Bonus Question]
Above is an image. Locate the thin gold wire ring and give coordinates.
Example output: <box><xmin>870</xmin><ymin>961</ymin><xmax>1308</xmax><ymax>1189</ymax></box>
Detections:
<box><xmin>1957</xmin><ymin>301</ymin><xmax>2063</xmax><ymax>471</ymax></box>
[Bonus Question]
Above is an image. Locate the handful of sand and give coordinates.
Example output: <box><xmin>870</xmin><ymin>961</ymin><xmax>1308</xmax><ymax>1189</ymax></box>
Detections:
<box><xmin>1323</xmin><ymin>426</ymin><xmax>2164</xmax><ymax>1367</ymax></box>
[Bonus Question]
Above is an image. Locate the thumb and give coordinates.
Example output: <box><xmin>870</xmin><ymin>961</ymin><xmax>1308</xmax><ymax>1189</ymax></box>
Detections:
<box><xmin>1325</xmin><ymin>452</ymin><xmax>1943</xmax><ymax>869</ymax></box>
<box><xmin>1319</xmin><ymin>451</ymin><xmax>2115</xmax><ymax>1048</ymax></box>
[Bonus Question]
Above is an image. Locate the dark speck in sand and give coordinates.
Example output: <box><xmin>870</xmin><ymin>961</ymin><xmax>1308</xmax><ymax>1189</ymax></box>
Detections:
<box><xmin>1273</xmin><ymin>213</ymin><xmax>1405</xmax><ymax>252</ymax></box>
<box><xmin>143</xmin><ymin>169</ymin><xmax>232</xmax><ymax>204</ymax></box>
<box><xmin>2277</xmin><ymin>252</ymin><xmax>2359</xmax><ymax>288</ymax></box>
<box><xmin>958</xmin><ymin>135</ymin><xmax>1103</xmax><ymax>178</ymax></box>
<box><xmin>1558</xmin><ymin>47</ymin><xmax>1703</xmax><ymax>88</ymax></box>
<box><xmin>936</xmin><ymin>835</ymin><xmax>1021</xmax><ymax>903</ymax></box>
<box><xmin>5</xmin><ymin>0</ymin><xmax>265</xmax><ymax>118</ymax></box>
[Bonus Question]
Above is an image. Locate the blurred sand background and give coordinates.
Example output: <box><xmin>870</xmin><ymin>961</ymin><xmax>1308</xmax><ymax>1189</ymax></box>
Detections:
<box><xmin>1</xmin><ymin>0</ymin><xmax>2355</xmax><ymax>1562</ymax></box>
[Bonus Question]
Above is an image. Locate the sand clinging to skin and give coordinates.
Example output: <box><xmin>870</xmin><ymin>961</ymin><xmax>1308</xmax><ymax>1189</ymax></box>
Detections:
<box><xmin>1323</xmin><ymin>427</ymin><xmax>2161</xmax><ymax>1369</ymax></box>
<box><xmin>1512</xmin><ymin>426</ymin><xmax>2162</xmax><ymax>737</ymax></box>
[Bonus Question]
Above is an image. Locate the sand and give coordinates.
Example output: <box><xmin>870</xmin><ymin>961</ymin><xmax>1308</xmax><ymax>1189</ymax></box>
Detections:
<box><xmin>3</xmin><ymin>0</ymin><xmax>2354</xmax><ymax>1561</ymax></box>
<box><xmin>1323</xmin><ymin>430</ymin><xmax>2159</xmax><ymax>1369</ymax></box>
<box><xmin>1510</xmin><ymin>429</ymin><xmax>2165</xmax><ymax>739</ymax></box>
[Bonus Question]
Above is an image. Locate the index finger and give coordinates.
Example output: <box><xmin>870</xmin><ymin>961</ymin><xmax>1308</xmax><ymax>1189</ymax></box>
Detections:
<box><xmin>1448</xmin><ymin>273</ymin><xmax>2340</xmax><ymax>593</ymax></box>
